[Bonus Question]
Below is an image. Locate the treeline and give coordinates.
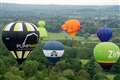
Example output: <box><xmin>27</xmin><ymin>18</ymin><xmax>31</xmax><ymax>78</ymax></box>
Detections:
<box><xmin>0</xmin><ymin>4</ymin><xmax>120</xmax><ymax>35</ymax></box>
<box><xmin>0</xmin><ymin>38</ymin><xmax>120</xmax><ymax>80</ymax></box>
<box><xmin>0</xmin><ymin>16</ymin><xmax>120</xmax><ymax>35</ymax></box>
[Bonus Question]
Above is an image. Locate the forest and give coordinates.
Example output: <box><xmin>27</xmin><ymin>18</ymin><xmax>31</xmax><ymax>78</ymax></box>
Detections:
<box><xmin>0</xmin><ymin>3</ymin><xmax>120</xmax><ymax>80</ymax></box>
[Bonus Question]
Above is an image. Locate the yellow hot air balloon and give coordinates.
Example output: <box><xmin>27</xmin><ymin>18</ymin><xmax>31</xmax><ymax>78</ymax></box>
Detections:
<box><xmin>37</xmin><ymin>20</ymin><xmax>48</xmax><ymax>39</ymax></box>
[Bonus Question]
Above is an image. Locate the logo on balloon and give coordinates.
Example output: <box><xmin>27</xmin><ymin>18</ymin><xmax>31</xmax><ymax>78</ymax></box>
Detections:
<box><xmin>108</xmin><ymin>50</ymin><xmax>120</xmax><ymax>58</ymax></box>
<box><xmin>16</xmin><ymin>33</ymin><xmax>38</xmax><ymax>49</ymax></box>
<box><xmin>51</xmin><ymin>50</ymin><xmax>58</xmax><ymax>57</ymax></box>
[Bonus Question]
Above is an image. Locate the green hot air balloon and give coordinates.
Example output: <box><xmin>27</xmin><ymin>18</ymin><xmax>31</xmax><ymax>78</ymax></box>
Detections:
<box><xmin>2</xmin><ymin>21</ymin><xmax>39</xmax><ymax>64</ymax></box>
<box><xmin>94</xmin><ymin>42</ymin><xmax>120</xmax><ymax>69</ymax></box>
<box><xmin>37</xmin><ymin>20</ymin><xmax>48</xmax><ymax>39</ymax></box>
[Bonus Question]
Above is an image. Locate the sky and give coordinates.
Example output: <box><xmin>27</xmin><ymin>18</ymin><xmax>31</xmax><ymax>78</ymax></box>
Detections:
<box><xmin>0</xmin><ymin>0</ymin><xmax>119</xmax><ymax>5</ymax></box>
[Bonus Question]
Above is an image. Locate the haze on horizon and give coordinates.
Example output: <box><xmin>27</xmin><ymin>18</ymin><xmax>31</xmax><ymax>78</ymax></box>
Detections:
<box><xmin>0</xmin><ymin>0</ymin><xmax>119</xmax><ymax>5</ymax></box>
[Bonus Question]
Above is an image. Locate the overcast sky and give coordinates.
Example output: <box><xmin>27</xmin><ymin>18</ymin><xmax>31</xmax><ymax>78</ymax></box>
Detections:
<box><xmin>0</xmin><ymin>0</ymin><xmax>119</xmax><ymax>5</ymax></box>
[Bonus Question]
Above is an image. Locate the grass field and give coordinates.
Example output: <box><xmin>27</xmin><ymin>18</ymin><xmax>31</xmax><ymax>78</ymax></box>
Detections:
<box><xmin>44</xmin><ymin>32</ymin><xmax>98</xmax><ymax>41</ymax></box>
<box><xmin>45</xmin><ymin>32</ymin><xmax>67</xmax><ymax>40</ymax></box>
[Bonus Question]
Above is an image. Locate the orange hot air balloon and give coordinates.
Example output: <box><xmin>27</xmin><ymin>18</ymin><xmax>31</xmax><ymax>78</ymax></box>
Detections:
<box><xmin>61</xmin><ymin>19</ymin><xmax>80</xmax><ymax>37</ymax></box>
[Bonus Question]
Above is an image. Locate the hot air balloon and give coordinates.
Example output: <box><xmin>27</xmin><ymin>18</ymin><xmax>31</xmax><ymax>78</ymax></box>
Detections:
<box><xmin>94</xmin><ymin>42</ymin><xmax>120</xmax><ymax>69</ymax></box>
<box><xmin>61</xmin><ymin>19</ymin><xmax>80</xmax><ymax>38</ymax></box>
<box><xmin>37</xmin><ymin>20</ymin><xmax>48</xmax><ymax>39</ymax></box>
<box><xmin>97</xmin><ymin>27</ymin><xmax>112</xmax><ymax>42</ymax></box>
<box><xmin>43</xmin><ymin>41</ymin><xmax>64</xmax><ymax>63</ymax></box>
<box><xmin>2</xmin><ymin>21</ymin><xmax>39</xmax><ymax>64</ymax></box>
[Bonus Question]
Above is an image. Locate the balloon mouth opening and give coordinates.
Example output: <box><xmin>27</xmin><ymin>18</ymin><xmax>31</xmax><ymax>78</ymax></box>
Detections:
<box><xmin>98</xmin><ymin>63</ymin><xmax>114</xmax><ymax>70</ymax></box>
<box><xmin>47</xmin><ymin>57</ymin><xmax>60</xmax><ymax>64</ymax></box>
<box><xmin>16</xmin><ymin>59</ymin><xmax>26</xmax><ymax>65</ymax></box>
<box><xmin>69</xmin><ymin>32</ymin><xmax>77</xmax><ymax>37</ymax></box>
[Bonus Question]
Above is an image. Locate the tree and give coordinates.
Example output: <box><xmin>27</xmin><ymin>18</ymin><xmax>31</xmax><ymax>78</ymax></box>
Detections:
<box><xmin>0</xmin><ymin>75</ymin><xmax>5</xmax><ymax>80</ymax></box>
<box><xmin>112</xmin><ymin>37</ymin><xmax>120</xmax><ymax>43</ymax></box>
<box><xmin>114</xmin><ymin>74</ymin><xmax>120</xmax><ymax>80</ymax></box>
<box><xmin>93</xmin><ymin>72</ymin><xmax>109</xmax><ymax>80</ymax></box>
<box><xmin>63</xmin><ymin>69</ymin><xmax>76</xmax><ymax>80</ymax></box>
<box><xmin>111</xmin><ymin>58</ymin><xmax>120</xmax><ymax>74</ymax></box>
<box><xmin>63</xmin><ymin>47</ymin><xmax>78</xmax><ymax>59</ymax></box>
<box><xmin>28</xmin><ymin>76</ymin><xmax>37</xmax><ymax>80</ymax></box>
<box><xmin>1</xmin><ymin>55</ymin><xmax>16</xmax><ymax>67</ymax></box>
<box><xmin>68</xmin><ymin>59</ymin><xmax>82</xmax><ymax>72</ymax></box>
<box><xmin>9</xmin><ymin>66</ymin><xmax>24</xmax><ymax>77</ymax></box>
<box><xmin>0</xmin><ymin>59</ymin><xmax>7</xmax><ymax>74</ymax></box>
<box><xmin>58</xmin><ymin>76</ymin><xmax>68</xmax><ymax>80</ymax></box>
<box><xmin>22</xmin><ymin>60</ymin><xmax>39</xmax><ymax>77</ymax></box>
<box><xmin>35</xmin><ymin>71</ymin><xmax>47</xmax><ymax>80</ymax></box>
<box><xmin>84</xmin><ymin>33</ymin><xmax>90</xmax><ymax>39</ymax></box>
<box><xmin>30</xmin><ymin>43</ymin><xmax>47</xmax><ymax>70</ymax></box>
<box><xmin>78</xmin><ymin>69</ymin><xmax>90</xmax><ymax>80</ymax></box>
<box><xmin>4</xmin><ymin>72</ymin><xmax>24</xmax><ymax>80</ymax></box>
<box><xmin>54</xmin><ymin>60</ymin><xmax>71</xmax><ymax>72</ymax></box>
<box><xmin>85</xmin><ymin>58</ymin><xmax>102</xmax><ymax>79</ymax></box>
<box><xmin>49</xmin><ymin>71</ymin><xmax>60</xmax><ymax>80</ymax></box>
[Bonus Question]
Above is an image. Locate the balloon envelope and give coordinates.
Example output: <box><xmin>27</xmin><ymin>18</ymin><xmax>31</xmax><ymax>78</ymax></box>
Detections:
<box><xmin>2</xmin><ymin>21</ymin><xmax>39</xmax><ymax>64</ymax></box>
<box><xmin>61</xmin><ymin>19</ymin><xmax>80</xmax><ymax>37</ymax></box>
<box><xmin>97</xmin><ymin>27</ymin><xmax>112</xmax><ymax>42</ymax></box>
<box><xmin>37</xmin><ymin>20</ymin><xmax>48</xmax><ymax>38</ymax></box>
<box><xmin>38</xmin><ymin>20</ymin><xmax>46</xmax><ymax>27</ymax></box>
<box><xmin>94</xmin><ymin>42</ymin><xmax>120</xmax><ymax>69</ymax></box>
<box><xmin>43</xmin><ymin>41</ymin><xmax>64</xmax><ymax>63</ymax></box>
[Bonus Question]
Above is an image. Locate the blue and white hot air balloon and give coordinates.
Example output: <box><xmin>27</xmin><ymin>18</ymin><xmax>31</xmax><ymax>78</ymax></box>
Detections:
<box><xmin>97</xmin><ymin>27</ymin><xmax>112</xmax><ymax>42</ymax></box>
<box><xmin>43</xmin><ymin>41</ymin><xmax>64</xmax><ymax>63</ymax></box>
